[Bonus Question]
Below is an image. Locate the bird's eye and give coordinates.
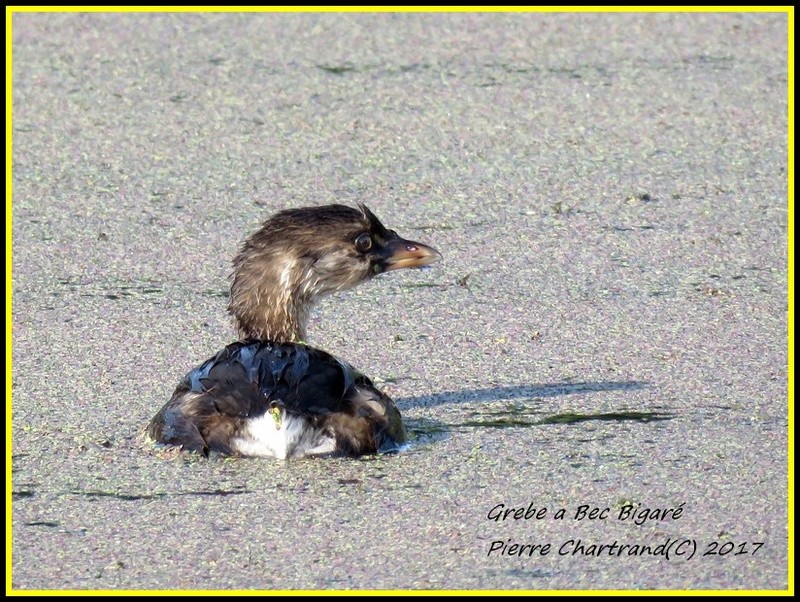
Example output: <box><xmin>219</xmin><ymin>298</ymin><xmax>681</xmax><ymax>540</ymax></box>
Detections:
<box><xmin>354</xmin><ymin>233</ymin><xmax>373</xmax><ymax>252</ymax></box>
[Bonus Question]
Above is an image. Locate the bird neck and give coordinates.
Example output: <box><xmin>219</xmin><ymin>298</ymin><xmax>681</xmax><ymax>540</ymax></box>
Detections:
<box><xmin>228</xmin><ymin>255</ymin><xmax>316</xmax><ymax>343</ymax></box>
<box><xmin>239</xmin><ymin>290</ymin><xmax>311</xmax><ymax>343</ymax></box>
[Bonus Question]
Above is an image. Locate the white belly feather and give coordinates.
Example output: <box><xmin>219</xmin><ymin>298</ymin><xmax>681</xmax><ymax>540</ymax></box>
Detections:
<box><xmin>232</xmin><ymin>410</ymin><xmax>336</xmax><ymax>459</ymax></box>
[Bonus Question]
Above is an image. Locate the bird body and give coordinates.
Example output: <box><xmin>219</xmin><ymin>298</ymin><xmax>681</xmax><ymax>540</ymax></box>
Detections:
<box><xmin>146</xmin><ymin>203</ymin><xmax>440</xmax><ymax>458</ymax></box>
<box><xmin>147</xmin><ymin>340</ymin><xmax>405</xmax><ymax>458</ymax></box>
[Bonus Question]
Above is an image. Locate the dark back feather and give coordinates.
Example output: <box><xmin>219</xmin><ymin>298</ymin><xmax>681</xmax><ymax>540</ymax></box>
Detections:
<box><xmin>180</xmin><ymin>340</ymin><xmax>354</xmax><ymax>416</ymax></box>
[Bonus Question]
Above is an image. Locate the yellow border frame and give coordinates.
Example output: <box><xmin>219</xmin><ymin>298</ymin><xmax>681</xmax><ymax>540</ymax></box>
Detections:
<box><xmin>5</xmin><ymin>4</ymin><xmax>795</xmax><ymax>597</ymax></box>
<box><xmin>3</xmin><ymin>5</ymin><xmax>798</xmax><ymax>12</ymax></box>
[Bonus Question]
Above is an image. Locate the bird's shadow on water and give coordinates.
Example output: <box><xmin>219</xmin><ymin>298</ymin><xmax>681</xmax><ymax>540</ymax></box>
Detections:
<box><xmin>397</xmin><ymin>380</ymin><xmax>649</xmax><ymax>409</ymax></box>
<box><xmin>395</xmin><ymin>380</ymin><xmax>675</xmax><ymax>443</ymax></box>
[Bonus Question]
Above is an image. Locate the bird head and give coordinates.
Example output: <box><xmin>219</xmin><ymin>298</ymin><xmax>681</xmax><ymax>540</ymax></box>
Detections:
<box><xmin>228</xmin><ymin>203</ymin><xmax>441</xmax><ymax>341</ymax></box>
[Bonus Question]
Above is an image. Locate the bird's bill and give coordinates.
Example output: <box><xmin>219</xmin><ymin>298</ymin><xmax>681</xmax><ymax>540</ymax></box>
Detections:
<box><xmin>382</xmin><ymin>238</ymin><xmax>442</xmax><ymax>272</ymax></box>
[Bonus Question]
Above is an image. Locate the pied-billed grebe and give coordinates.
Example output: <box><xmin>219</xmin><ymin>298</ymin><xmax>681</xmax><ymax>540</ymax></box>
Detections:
<box><xmin>146</xmin><ymin>203</ymin><xmax>441</xmax><ymax>458</ymax></box>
